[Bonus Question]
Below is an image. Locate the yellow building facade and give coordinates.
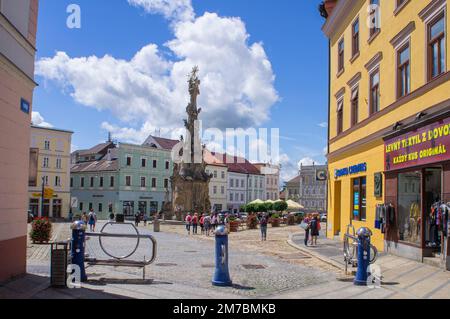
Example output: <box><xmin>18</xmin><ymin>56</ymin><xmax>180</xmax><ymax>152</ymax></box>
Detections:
<box><xmin>323</xmin><ymin>0</ymin><xmax>450</xmax><ymax>264</ymax></box>
<box><xmin>29</xmin><ymin>125</ymin><xmax>73</xmax><ymax>219</ymax></box>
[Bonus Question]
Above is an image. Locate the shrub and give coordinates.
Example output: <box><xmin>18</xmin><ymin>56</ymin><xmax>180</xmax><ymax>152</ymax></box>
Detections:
<box><xmin>256</xmin><ymin>203</ymin><xmax>267</xmax><ymax>213</ymax></box>
<box><xmin>271</xmin><ymin>213</ymin><xmax>281</xmax><ymax>219</ymax></box>
<box><xmin>30</xmin><ymin>218</ymin><xmax>52</xmax><ymax>244</ymax></box>
<box><xmin>273</xmin><ymin>201</ymin><xmax>288</xmax><ymax>213</ymax></box>
<box><xmin>245</xmin><ymin>203</ymin><xmax>256</xmax><ymax>213</ymax></box>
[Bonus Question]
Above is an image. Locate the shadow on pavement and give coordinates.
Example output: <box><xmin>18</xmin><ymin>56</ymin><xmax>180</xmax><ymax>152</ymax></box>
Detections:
<box><xmin>86</xmin><ymin>278</ymin><xmax>173</xmax><ymax>286</ymax></box>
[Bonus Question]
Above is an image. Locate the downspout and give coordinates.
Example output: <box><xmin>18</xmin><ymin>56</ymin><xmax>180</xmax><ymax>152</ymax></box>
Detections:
<box><xmin>326</xmin><ymin>38</ymin><xmax>331</xmax><ymax>238</ymax></box>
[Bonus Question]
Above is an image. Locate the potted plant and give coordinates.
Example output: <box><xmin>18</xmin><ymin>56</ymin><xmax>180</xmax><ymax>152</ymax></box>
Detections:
<box><xmin>30</xmin><ymin>217</ymin><xmax>52</xmax><ymax>244</ymax></box>
<box><xmin>229</xmin><ymin>216</ymin><xmax>239</xmax><ymax>232</ymax></box>
<box><xmin>270</xmin><ymin>213</ymin><xmax>281</xmax><ymax>227</ymax></box>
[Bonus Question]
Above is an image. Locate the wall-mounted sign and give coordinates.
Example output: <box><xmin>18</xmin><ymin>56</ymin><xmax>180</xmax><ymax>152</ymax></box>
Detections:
<box><xmin>316</xmin><ymin>169</ymin><xmax>328</xmax><ymax>181</ymax></box>
<box><xmin>71</xmin><ymin>197</ymin><xmax>78</xmax><ymax>208</ymax></box>
<box><xmin>384</xmin><ymin>117</ymin><xmax>450</xmax><ymax>171</ymax></box>
<box><xmin>334</xmin><ymin>163</ymin><xmax>367</xmax><ymax>179</ymax></box>
<box><xmin>20</xmin><ymin>98</ymin><xmax>30</xmax><ymax>114</ymax></box>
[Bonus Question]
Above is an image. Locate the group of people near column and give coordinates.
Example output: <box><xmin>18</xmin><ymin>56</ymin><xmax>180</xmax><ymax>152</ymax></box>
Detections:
<box><xmin>185</xmin><ymin>212</ymin><xmax>222</xmax><ymax>236</ymax></box>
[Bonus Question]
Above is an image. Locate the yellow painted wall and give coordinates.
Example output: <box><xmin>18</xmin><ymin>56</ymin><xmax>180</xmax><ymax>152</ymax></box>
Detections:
<box><xmin>29</xmin><ymin>127</ymin><xmax>73</xmax><ymax>218</ymax></box>
<box><xmin>326</xmin><ymin>0</ymin><xmax>450</xmax><ymax>250</ymax></box>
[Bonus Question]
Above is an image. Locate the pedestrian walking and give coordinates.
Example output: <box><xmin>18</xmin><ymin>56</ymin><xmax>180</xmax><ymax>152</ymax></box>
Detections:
<box><xmin>143</xmin><ymin>214</ymin><xmax>148</xmax><ymax>227</ymax></box>
<box><xmin>200</xmin><ymin>214</ymin><xmax>205</xmax><ymax>235</ymax></box>
<box><xmin>204</xmin><ymin>214</ymin><xmax>211</xmax><ymax>236</ymax></box>
<box><xmin>211</xmin><ymin>213</ymin><xmax>217</xmax><ymax>230</ymax></box>
<box><xmin>259</xmin><ymin>213</ymin><xmax>268</xmax><ymax>241</ymax></box>
<box><xmin>109</xmin><ymin>212</ymin><xmax>115</xmax><ymax>222</ymax></box>
<box><xmin>302</xmin><ymin>214</ymin><xmax>312</xmax><ymax>246</ymax></box>
<box><xmin>88</xmin><ymin>209</ymin><xmax>97</xmax><ymax>232</ymax></box>
<box><xmin>81</xmin><ymin>212</ymin><xmax>88</xmax><ymax>224</ymax></box>
<box><xmin>185</xmin><ymin>213</ymin><xmax>192</xmax><ymax>235</ymax></box>
<box><xmin>135</xmin><ymin>213</ymin><xmax>140</xmax><ymax>227</ymax></box>
<box><xmin>310</xmin><ymin>214</ymin><xmax>320</xmax><ymax>246</ymax></box>
<box><xmin>192</xmin><ymin>213</ymin><xmax>199</xmax><ymax>235</ymax></box>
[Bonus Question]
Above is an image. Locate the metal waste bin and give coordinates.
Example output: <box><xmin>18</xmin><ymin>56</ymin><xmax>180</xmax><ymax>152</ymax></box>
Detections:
<box><xmin>153</xmin><ymin>219</ymin><xmax>160</xmax><ymax>232</ymax></box>
<box><xmin>116</xmin><ymin>214</ymin><xmax>125</xmax><ymax>223</ymax></box>
<box><xmin>50</xmin><ymin>241</ymin><xmax>69</xmax><ymax>288</ymax></box>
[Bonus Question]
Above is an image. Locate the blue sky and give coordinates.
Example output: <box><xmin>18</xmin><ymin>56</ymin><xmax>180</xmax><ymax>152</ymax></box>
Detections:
<box><xmin>33</xmin><ymin>0</ymin><xmax>329</xmax><ymax>182</ymax></box>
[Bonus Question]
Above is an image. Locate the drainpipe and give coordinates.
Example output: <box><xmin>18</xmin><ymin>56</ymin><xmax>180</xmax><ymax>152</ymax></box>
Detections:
<box><xmin>326</xmin><ymin>38</ymin><xmax>331</xmax><ymax>238</ymax></box>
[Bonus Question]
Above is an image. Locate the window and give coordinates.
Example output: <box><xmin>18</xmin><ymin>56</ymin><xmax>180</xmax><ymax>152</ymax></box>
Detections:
<box><xmin>369</xmin><ymin>0</ymin><xmax>380</xmax><ymax>37</ymax></box>
<box><xmin>230</xmin><ymin>193</ymin><xmax>234</xmax><ymax>201</ymax></box>
<box><xmin>141</xmin><ymin>177</ymin><xmax>146</xmax><ymax>188</ymax></box>
<box><xmin>90</xmin><ymin>177</ymin><xmax>94</xmax><ymax>188</ymax></box>
<box><xmin>240</xmin><ymin>194</ymin><xmax>244</xmax><ymax>202</ymax></box>
<box><xmin>370</xmin><ymin>69</ymin><xmax>380</xmax><ymax>114</ymax></box>
<box><xmin>213</xmin><ymin>186</ymin><xmax>217</xmax><ymax>194</ymax></box>
<box><xmin>352</xmin><ymin>177</ymin><xmax>367</xmax><ymax>221</ymax></box>
<box><xmin>110</xmin><ymin>176</ymin><xmax>114</xmax><ymax>187</ymax></box>
<box><xmin>428</xmin><ymin>12</ymin><xmax>446</xmax><ymax>80</ymax></box>
<box><xmin>249</xmin><ymin>179</ymin><xmax>252</xmax><ymax>188</ymax></box>
<box><xmin>221</xmin><ymin>171</ymin><xmax>225</xmax><ymax>179</ymax></box>
<box><xmin>108</xmin><ymin>203</ymin><xmax>113</xmax><ymax>213</ymax></box>
<box><xmin>221</xmin><ymin>186</ymin><xmax>225</xmax><ymax>194</ymax></box>
<box><xmin>396</xmin><ymin>0</ymin><xmax>407</xmax><ymax>8</ymax></box>
<box><xmin>397</xmin><ymin>42</ymin><xmax>410</xmax><ymax>98</ymax></box>
<box><xmin>152</xmin><ymin>178</ymin><xmax>157</xmax><ymax>188</ymax></box>
<box><xmin>214</xmin><ymin>171</ymin><xmax>217</xmax><ymax>178</ymax></box>
<box><xmin>43</xmin><ymin>157</ymin><xmax>49</xmax><ymax>168</ymax></box>
<box><xmin>351</xmin><ymin>88</ymin><xmax>359</xmax><ymax>126</ymax></box>
<box><xmin>141</xmin><ymin>158</ymin><xmax>146</xmax><ymax>167</ymax></box>
<box><xmin>126</xmin><ymin>156</ymin><xmax>132</xmax><ymax>166</ymax></box>
<box><xmin>165</xmin><ymin>161</ymin><xmax>170</xmax><ymax>170</ymax></box>
<box><xmin>153</xmin><ymin>160</ymin><xmax>157</xmax><ymax>168</ymax></box>
<box><xmin>98</xmin><ymin>203</ymin><xmax>103</xmax><ymax>212</ymax></box>
<box><xmin>79</xmin><ymin>202</ymin><xmax>83</xmax><ymax>211</ymax></box>
<box><xmin>352</xmin><ymin>18</ymin><xmax>360</xmax><ymax>57</ymax></box>
<box><xmin>397</xmin><ymin>171</ymin><xmax>421</xmax><ymax>245</ymax></box>
<box><xmin>337</xmin><ymin>99</ymin><xmax>344</xmax><ymax>135</ymax></box>
<box><xmin>44</xmin><ymin>140</ymin><xmax>50</xmax><ymax>150</ymax></box>
<box><xmin>89</xmin><ymin>203</ymin><xmax>93</xmax><ymax>211</ymax></box>
<box><xmin>125</xmin><ymin>176</ymin><xmax>131</xmax><ymax>187</ymax></box>
<box><xmin>164</xmin><ymin>179</ymin><xmax>169</xmax><ymax>189</ymax></box>
<box><xmin>241</xmin><ymin>180</ymin><xmax>244</xmax><ymax>188</ymax></box>
<box><xmin>80</xmin><ymin>177</ymin><xmax>85</xmax><ymax>188</ymax></box>
<box><xmin>70</xmin><ymin>177</ymin><xmax>73</xmax><ymax>188</ymax></box>
<box><xmin>99</xmin><ymin>177</ymin><xmax>104</xmax><ymax>188</ymax></box>
<box><xmin>54</xmin><ymin>176</ymin><xmax>60</xmax><ymax>187</ymax></box>
<box><xmin>56</xmin><ymin>158</ymin><xmax>62</xmax><ymax>169</ymax></box>
<box><xmin>338</xmin><ymin>38</ymin><xmax>345</xmax><ymax>72</ymax></box>
<box><xmin>230</xmin><ymin>179</ymin><xmax>234</xmax><ymax>187</ymax></box>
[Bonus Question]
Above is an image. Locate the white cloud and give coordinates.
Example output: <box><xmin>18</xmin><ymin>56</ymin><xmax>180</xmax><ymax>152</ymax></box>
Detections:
<box><xmin>128</xmin><ymin>0</ymin><xmax>194</xmax><ymax>22</ymax></box>
<box><xmin>318</xmin><ymin>122</ymin><xmax>328</xmax><ymax>128</ymax></box>
<box><xmin>279</xmin><ymin>153</ymin><xmax>298</xmax><ymax>183</ymax></box>
<box><xmin>31</xmin><ymin>111</ymin><xmax>53</xmax><ymax>128</ymax></box>
<box><xmin>298</xmin><ymin>157</ymin><xmax>317</xmax><ymax>167</ymax></box>
<box><xmin>36</xmin><ymin>6</ymin><xmax>279</xmax><ymax>143</ymax></box>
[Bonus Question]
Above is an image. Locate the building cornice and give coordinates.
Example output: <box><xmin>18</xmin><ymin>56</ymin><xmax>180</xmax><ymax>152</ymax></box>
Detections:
<box><xmin>322</xmin><ymin>0</ymin><xmax>359</xmax><ymax>38</ymax></box>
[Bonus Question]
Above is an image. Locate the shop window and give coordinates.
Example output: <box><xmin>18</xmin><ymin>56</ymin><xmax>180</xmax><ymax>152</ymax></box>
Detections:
<box><xmin>150</xmin><ymin>201</ymin><xmax>158</xmax><ymax>214</ymax></box>
<box><xmin>29</xmin><ymin>198</ymin><xmax>39</xmax><ymax>217</ymax></box>
<box><xmin>52</xmin><ymin>199</ymin><xmax>62</xmax><ymax>218</ymax></box>
<box><xmin>139</xmin><ymin>201</ymin><xmax>147</xmax><ymax>215</ymax></box>
<box><xmin>397</xmin><ymin>171</ymin><xmax>421</xmax><ymax>245</ymax></box>
<box><xmin>352</xmin><ymin>177</ymin><xmax>366</xmax><ymax>221</ymax></box>
<box><xmin>123</xmin><ymin>201</ymin><xmax>134</xmax><ymax>216</ymax></box>
<box><xmin>42</xmin><ymin>199</ymin><xmax>50</xmax><ymax>217</ymax></box>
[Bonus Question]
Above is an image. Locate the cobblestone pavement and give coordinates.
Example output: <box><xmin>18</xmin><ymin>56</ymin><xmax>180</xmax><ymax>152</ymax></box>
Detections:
<box><xmin>18</xmin><ymin>221</ymin><xmax>449</xmax><ymax>299</ymax></box>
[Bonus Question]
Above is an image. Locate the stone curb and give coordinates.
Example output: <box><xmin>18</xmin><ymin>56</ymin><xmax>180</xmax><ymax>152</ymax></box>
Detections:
<box><xmin>287</xmin><ymin>232</ymin><xmax>344</xmax><ymax>271</ymax></box>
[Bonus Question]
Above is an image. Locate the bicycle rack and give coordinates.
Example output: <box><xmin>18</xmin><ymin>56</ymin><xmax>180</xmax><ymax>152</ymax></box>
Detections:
<box><xmin>85</xmin><ymin>222</ymin><xmax>157</xmax><ymax>280</ymax></box>
<box><xmin>343</xmin><ymin>225</ymin><xmax>378</xmax><ymax>275</ymax></box>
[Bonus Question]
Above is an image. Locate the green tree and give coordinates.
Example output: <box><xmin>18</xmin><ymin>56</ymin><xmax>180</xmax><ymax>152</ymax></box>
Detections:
<box><xmin>273</xmin><ymin>200</ymin><xmax>288</xmax><ymax>212</ymax></box>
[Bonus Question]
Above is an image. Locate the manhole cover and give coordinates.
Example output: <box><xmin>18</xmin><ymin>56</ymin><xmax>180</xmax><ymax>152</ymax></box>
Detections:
<box><xmin>156</xmin><ymin>263</ymin><xmax>178</xmax><ymax>267</ymax></box>
<box><xmin>242</xmin><ymin>264</ymin><xmax>266</xmax><ymax>270</ymax></box>
<box><xmin>201</xmin><ymin>264</ymin><xmax>215</xmax><ymax>268</ymax></box>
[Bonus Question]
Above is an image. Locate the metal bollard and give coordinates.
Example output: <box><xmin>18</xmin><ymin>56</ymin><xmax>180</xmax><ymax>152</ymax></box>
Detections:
<box><xmin>354</xmin><ymin>227</ymin><xmax>372</xmax><ymax>286</ymax></box>
<box><xmin>212</xmin><ymin>225</ymin><xmax>232</xmax><ymax>287</ymax></box>
<box><xmin>70</xmin><ymin>221</ymin><xmax>87</xmax><ymax>282</ymax></box>
<box><xmin>153</xmin><ymin>218</ymin><xmax>160</xmax><ymax>233</ymax></box>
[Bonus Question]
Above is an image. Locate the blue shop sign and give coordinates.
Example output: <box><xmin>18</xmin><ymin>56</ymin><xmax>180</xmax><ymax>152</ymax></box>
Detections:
<box><xmin>334</xmin><ymin>163</ymin><xmax>367</xmax><ymax>179</ymax></box>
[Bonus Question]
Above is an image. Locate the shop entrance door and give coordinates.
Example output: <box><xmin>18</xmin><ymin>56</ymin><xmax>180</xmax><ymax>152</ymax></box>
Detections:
<box><xmin>423</xmin><ymin>168</ymin><xmax>443</xmax><ymax>256</ymax></box>
<box><xmin>333</xmin><ymin>181</ymin><xmax>341</xmax><ymax>236</ymax></box>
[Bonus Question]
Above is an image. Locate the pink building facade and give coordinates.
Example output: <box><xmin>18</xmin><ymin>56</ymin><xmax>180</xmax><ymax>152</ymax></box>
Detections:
<box><xmin>0</xmin><ymin>0</ymin><xmax>39</xmax><ymax>282</ymax></box>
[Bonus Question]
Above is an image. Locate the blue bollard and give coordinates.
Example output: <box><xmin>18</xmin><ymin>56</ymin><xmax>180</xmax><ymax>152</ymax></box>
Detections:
<box><xmin>70</xmin><ymin>221</ymin><xmax>87</xmax><ymax>282</ymax></box>
<box><xmin>212</xmin><ymin>225</ymin><xmax>232</xmax><ymax>287</ymax></box>
<box><xmin>354</xmin><ymin>227</ymin><xmax>372</xmax><ymax>286</ymax></box>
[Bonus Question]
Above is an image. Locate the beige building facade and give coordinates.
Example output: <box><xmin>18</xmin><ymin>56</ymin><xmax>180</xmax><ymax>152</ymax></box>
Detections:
<box><xmin>0</xmin><ymin>0</ymin><xmax>39</xmax><ymax>282</ymax></box>
<box><xmin>29</xmin><ymin>126</ymin><xmax>73</xmax><ymax>219</ymax></box>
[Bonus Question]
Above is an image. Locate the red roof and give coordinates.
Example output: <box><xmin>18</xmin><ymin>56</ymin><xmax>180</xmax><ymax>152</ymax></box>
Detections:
<box><xmin>146</xmin><ymin>136</ymin><xmax>180</xmax><ymax>150</ymax></box>
<box><xmin>208</xmin><ymin>152</ymin><xmax>262</xmax><ymax>175</ymax></box>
